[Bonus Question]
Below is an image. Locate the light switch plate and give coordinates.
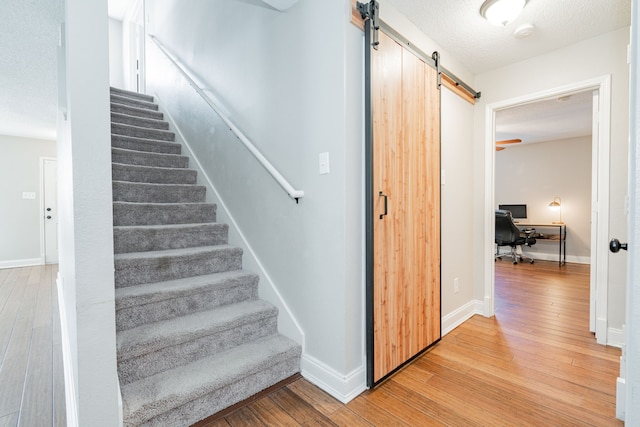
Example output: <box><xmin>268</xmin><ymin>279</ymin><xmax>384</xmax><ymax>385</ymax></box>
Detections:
<box><xmin>22</xmin><ymin>192</ymin><xmax>36</xmax><ymax>199</ymax></box>
<box><xmin>319</xmin><ymin>152</ymin><xmax>330</xmax><ymax>175</ymax></box>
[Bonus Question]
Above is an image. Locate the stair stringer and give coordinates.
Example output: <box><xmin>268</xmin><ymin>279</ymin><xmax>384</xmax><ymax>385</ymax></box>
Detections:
<box><xmin>153</xmin><ymin>93</ymin><xmax>305</xmax><ymax>350</ymax></box>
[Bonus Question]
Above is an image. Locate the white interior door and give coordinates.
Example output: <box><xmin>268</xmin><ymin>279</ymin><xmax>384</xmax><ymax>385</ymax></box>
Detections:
<box><xmin>43</xmin><ymin>158</ymin><xmax>58</xmax><ymax>264</ymax></box>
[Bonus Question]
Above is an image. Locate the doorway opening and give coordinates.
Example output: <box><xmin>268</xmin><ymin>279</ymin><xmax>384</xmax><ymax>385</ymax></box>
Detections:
<box><xmin>484</xmin><ymin>76</ymin><xmax>611</xmax><ymax>345</ymax></box>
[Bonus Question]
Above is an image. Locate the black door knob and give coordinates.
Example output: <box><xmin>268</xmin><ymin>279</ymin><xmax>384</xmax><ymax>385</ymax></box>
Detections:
<box><xmin>46</xmin><ymin>216</ymin><xmax>52</xmax><ymax>220</ymax></box>
<box><xmin>46</xmin><ymin>208</ymin><xmax>51</xmax><ymax>211</ymax></box>
<box><xmin>609</xmin><ymin>238</ymin><xmax>628</xmax><ymax>253</ymax></box>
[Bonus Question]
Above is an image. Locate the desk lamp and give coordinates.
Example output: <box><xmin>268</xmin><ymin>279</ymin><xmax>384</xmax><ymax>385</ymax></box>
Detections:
<box><xmin>549</xmin><ymin>196</ymin><xmax>562</xmax><ymax>224</ymax></box>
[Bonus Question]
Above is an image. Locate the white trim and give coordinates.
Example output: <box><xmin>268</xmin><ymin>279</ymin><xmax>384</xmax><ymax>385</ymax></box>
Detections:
<box><xmin>57</xmin><ymin>272</ymin><xmax>79</xmax><ymax>427</ymax></box>
<box><xmin>0</xmin><ymin>258</ymin><xmax>42</xmax><ymax>269</ymax></box>
<box><xmin>301</xmin><ymin>354</ymin><xmax>366</xmax><ymax>404</ymax></box>
<box><xmin>40</xmin><ymin>156</ymin><xmax>57</xmax><ymax>265</ymax></box>
<box><xmin>442</xmin><ymin>300</ymin><xmax>484</xmax><ymax>336</ymax></box>
<box><xmin>607</xmin><ymin>327</ymin><xmax>625</xmax><ymax>348</ymax></box>
<box><xmin>156</xmin><ymin>95</ymin><xmax>305</xmax><ymax>348</ymax></box>
<box><xmin>484</xmin><ymin>76</ymin><xmax>612</xmax><ymax>349</ymax></box>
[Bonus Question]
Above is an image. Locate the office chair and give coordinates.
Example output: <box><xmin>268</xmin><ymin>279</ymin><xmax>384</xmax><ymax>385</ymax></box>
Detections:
<box><xmin>495</xmin><ymin>209</ymin><xmax>536</xmax><ymax>264</ymax></box>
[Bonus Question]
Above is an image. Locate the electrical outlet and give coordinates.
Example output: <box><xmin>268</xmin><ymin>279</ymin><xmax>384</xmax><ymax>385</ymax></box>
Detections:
<box><xmin>454</xmin><ymin>277</ymin><xmax>459</xmax><ymax>294</ymax></box>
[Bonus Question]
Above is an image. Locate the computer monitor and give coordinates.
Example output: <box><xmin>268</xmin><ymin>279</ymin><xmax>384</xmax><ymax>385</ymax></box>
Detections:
<box><xmin>499</xmin><ymin>204</ymin><xmax>527</xmax><ymax>220</ymax></box>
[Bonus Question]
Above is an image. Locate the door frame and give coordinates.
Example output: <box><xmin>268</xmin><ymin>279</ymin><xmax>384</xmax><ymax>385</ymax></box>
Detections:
<box><xmin>483</xmin><ymin>75</ymin><xmax>611</xmax><ymax>345</ymax></box>
<box><xmin>40</xmin><ymin>156</ymin><xmax>58</xmax><ymax>264</ymax></box>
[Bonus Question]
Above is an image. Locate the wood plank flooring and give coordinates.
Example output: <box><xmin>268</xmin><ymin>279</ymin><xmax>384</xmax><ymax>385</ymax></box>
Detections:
<box><xmin>204</xmin><ymin>260</ymin><xmax>622</xmax><ymax>426</ymax></box>
<box><xmin>0</xmin><ymin>265</ymin><xmax>66</xmax><ymax>427</ymax></box>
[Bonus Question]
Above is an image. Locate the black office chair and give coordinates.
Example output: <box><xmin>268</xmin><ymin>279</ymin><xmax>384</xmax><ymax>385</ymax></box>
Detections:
<box><xmin>495</xmin><ymin>209</ymin><xmax>536</xmax><ymax>264</ymax></box>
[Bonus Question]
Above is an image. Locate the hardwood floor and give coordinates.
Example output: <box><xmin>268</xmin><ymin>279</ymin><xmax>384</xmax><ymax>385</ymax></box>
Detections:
<box><xmin>2</xmin><ymin>262</ymin><xmax>619</xmax><ymax>426</ymax></box>
<box><xmin>205</xmin><ymin>260</ymin><xmax>622</xmax><ymax>426</ymax></box>
<box><xmin>0</xmin><ymin>265</ymin><xmax>66</xmax><ymax>427</ymax></box>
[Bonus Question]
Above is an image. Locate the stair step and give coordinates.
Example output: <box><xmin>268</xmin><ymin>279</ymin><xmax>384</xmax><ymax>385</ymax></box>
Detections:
<box><xmin>114</xmin><ymin>223</ymin><xmax>228</xmax><ymax>254</ymax></box>
<box><xmin>115</xmin><ymin>270</ymin><xmax>259</xmax><ymax>330</ymax></box>
<box><xmin>110</xmin><ymin>94</ymin><xmax>159</xmax><ymax>111</ymax></box>
<box><xmin>111</xmin><ymin>112</ymin><xmax>170</xmax><ymax>131</ymax></box>
<box><xmin>112</xmin><ymin>122</ymin><xmax>175</xmax><ymax>142</ymax></box>
<box><xmin>111</xmin><ymin>134</ymin><xmax>182</xmax><ymax>155</ymax></box>
<box><xmin>117</xmin><ymin>300</ymin><xmax>278</xmax><ymax>385</ymax></box>
<box><xmin>113</xmin><ymin>202</ymin><xmax>216</xmax><ymax>226</ymax></box>
<box><xmin>112</xmin><ymin>181</ymin><xmax>206</xmax><ymax>203</ymax></box>
<box><xmin>111</xmin><ymin>102</ymin><xmax>164</xmax><ymax>120</ymax></box>
<box><xmin>121</xmin><ymin>334</ymin><xmax>301</xmax><ymax>427</ymax></box>
<box><xmin>114</xmin><ymin>245</ymin><xmax>243</xmax><ymax>287</ymax></box>
<box><xmin>110</xmin><ymin>87</ymin><xmax>155</xmax><ymax>102</ymax></box>
<box><xmin>112</xmin><ymin>148</ymin><xmax>189</xmax><ymax>168</ymax></box>
<box><xmin>112</xmin><ymin>163</ymin><xmax>196</xmax><ymax>185</ymax></box>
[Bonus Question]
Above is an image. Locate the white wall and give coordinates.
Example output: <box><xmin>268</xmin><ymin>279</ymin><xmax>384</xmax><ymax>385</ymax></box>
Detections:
<box><xmin>108</xmin><ymin>18</ymin><xmax>125</xmax><ymax>89</ymax></box>
<box><xmin>57</xmin><ymin>0</ymin><xmax>119</xmax><ymax>424</ymax></box>
<box><xmin>144</xmin><ymin>0</ymin><xmax>479</xmax><ymax>401</ymax></box>
<box><xmin>145</xmin><ymin>0</ymin><xmax>365</xmax><ymax>400</ymax></box>
<box><xmin>474</xmin><ymin>27</ymin><xmax>630</xmax><ymax>331</ymax></box>
<box><xmin>495</xmin><ymin>136</ymin><xmax>592</xmax><ymax>263</ymax></box>
<box><xmin>0</xmin><ymin>135</ymin><xmax>56</xmax><ymax>267</ymax></box>
<box><xmin>440</xmin><ymin>89</ymin><xmax>478</xmax><ymax>327</ymax></box>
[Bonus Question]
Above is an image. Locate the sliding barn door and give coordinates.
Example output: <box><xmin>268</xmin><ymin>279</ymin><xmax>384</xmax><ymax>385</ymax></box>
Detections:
<box><xmin>367</xmin><ymin>29</ymin><xmax>441</xmax><ymax>385</ymax></box>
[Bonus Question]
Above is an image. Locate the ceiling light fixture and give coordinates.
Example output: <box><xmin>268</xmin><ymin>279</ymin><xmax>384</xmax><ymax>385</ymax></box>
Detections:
<box><xmin>480</xmin><ymin>0</ymin><xmax>527</xmax><ymax>27</ymax></box>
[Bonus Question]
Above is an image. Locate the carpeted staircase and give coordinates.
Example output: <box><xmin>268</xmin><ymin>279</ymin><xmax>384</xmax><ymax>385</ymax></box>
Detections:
<box><xmin>109</xmin><ymin>87</ymin><xmax>301</xmax><ymax>426</ymax></box>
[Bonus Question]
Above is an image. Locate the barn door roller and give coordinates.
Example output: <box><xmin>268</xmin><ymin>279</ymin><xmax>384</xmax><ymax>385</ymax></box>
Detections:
<box><xmin>357</xmin><ymin>0</ymin><xmax>380</xmax><ymax>50</ymax></box>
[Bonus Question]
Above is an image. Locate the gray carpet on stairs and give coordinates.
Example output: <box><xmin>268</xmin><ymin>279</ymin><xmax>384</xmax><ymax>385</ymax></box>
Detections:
<box><xmin>109</xmin><ymin>87</ymin><xmax>301</xmax><ymax>427</ymax></box>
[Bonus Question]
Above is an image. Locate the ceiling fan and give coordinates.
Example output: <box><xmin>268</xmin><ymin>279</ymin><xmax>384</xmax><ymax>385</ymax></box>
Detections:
<box><xmin>495</xmin><ymin>138</ymin><xmax>522</xmax><ymax>151</ymax></box>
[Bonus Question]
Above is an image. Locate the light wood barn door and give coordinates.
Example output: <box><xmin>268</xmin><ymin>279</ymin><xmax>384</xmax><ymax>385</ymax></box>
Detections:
<box><xmin>369</xmin><ymin>30</ymin><xmax>441</xmax><ymax>385</ymax></box>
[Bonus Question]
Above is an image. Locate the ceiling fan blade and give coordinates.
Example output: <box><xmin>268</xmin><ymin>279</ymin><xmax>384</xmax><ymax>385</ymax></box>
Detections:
<box><xmin>495</xmin><ymin>146</ymin><xmax>506</xmax><ymax>151</ymax></box>
<box><xmin>496</xmin><ymin>138</ymin><xmax>522</xmax><ymax>145</ymax></box>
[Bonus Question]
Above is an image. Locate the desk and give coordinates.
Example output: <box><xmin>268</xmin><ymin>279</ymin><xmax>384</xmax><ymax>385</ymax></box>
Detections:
<box><xmin>515</xmin><ymin>222</ymin><xmax>567</xmax><ymax>266</ymax></box>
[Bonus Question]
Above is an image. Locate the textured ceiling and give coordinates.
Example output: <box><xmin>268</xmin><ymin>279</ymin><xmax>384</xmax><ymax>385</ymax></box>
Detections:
<box><xmin>0</xmin><ymin>0</ymin><xmax>63</xmax><ymax>140</ymax></box>
<box><xmin>496</xmin><ymin>90</ymin><xmax>593</xmax><ymax>145</ymax></box>
<box><xmin>387</xmin><ymin>0</ymin><xmax>631</xmax><ymax>75</ymax></box>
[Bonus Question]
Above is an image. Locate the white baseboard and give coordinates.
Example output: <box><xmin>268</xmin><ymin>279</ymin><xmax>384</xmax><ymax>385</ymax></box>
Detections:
<box><xmin>301</xmin><ymin>354</ymin><xmax>366</xmax><ymax>404</ymax></box>
<box><xmin>607</xmin><ymin>327</ymin><xmax>625</xmax><ymax>348</ymax></box>
<box><xmin>57</xmin><ymin>273</ymin><xmax>79</xmax><ymax>427</ymax></box>
<box><xmin>0</xmin><ymin>257</ymin><xmax>42</xmax><ymax>269</ymax></box>
<box><xmin>442</xmin><ymin>300</ymin><xmax>484</xmax><ymax>336</ymax></box>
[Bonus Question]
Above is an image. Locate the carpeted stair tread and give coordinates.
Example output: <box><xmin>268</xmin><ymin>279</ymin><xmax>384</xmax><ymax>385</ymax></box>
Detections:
<box><xmin>112</xmin><ymin>122</ymin><xmax>176</xmax><ymax>142</ymax></box>
<box><xmin>113</xmin><ymin>202</ymin><xmax>216</xmax><ymax>226</ymax></box>
<box><xmin>112</xmin><ymin>181</ymin><xmax>206</xmax><ymax>203</ymax></box>
<box><xmin>114</xmin><ymin>245</ymin><xmax>243</xmax><ymax>287</ymax></box>
<box><xmin>111</xmin><ymin>135</ymin><xmax>182</xmax><ymax>155</ymax></box>
<box><xmin>110</xmin><ymin>94</ymin><xmax>159</xmax><ymax>111</ymax></box>
<box><xmin>111</xmin><ymin>103</ymin><xmax>164</xmax><ymax>120</ymax></box>
<box><xmin>117</xmin><ymin>299</ymin><xmax>277</xmax><ymax>360</ymax></box>
<box><xmin>111</xmin><ymin>87</ymin><xmax>155</xmax><ymax>102</ymax></box>
<box><xmin>115</xmin><ymin>271</ymin><xmax>259</xmax><ymax>330</ymax></box>
<box><xmin>116</xmin><ymin>300</ymin><xmax>279</xmax><ymax>385</ymax></box>
<box><xmin>112</xmin><ymin>163</ymin><xmax>196</xmax><ymax>185</ymax></box>
<box><xmin>121</xmin><ymin>334</ymin><xmax>301</xmax><ymax>427</ymax></box>
<box><xmin>111</xmin><ymin>112</ymin><xmax>170</xmax><ymax>130</ymax></box>
<box><xmin>113</xmin><ymin>223</ymin><xmax>228</xmax><ymax>253</ymax></box>
<box><xmin>115</xmin><ymin>270</ymin><xmax>258</xmax><ymax>310</ymax></box>
<box><xmin>112</xmin><ymin>147</ymin><xmax>189</xmax><ymax>168</ymax></box>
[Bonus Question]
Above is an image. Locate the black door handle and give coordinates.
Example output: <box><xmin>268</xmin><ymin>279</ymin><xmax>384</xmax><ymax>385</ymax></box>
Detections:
<box><xmin>46</xmin><ymin>207</ymin><xmax>51</xmax><ymax>211</ymax></box>
<box><xmin>609</xmin><ymin>238</ymin><xmax>628</xmax><ymax>253</ymax></box>
<box><xmin>379</xmin><ymin>191</ymin><xmax>388</xmax><ymax>220</ymax></box>
<box><xmin>46</xmin><ymin>216</ymin><xmax>52</xmax><ymax>219</ymax></box>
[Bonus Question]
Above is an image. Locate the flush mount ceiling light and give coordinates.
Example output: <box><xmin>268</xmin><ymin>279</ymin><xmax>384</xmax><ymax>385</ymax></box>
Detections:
<box><xmin>480</xmin><ymin>0</ymin><xmax>527</xmax><ymax>26</ymax></box>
